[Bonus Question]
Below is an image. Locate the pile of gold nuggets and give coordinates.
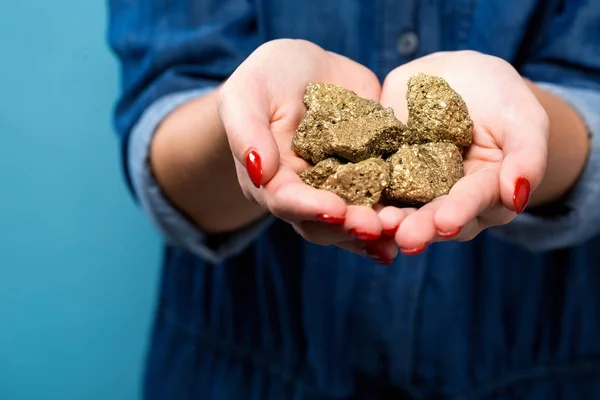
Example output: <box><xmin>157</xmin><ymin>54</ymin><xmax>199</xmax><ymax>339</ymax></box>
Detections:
<box><xmin>292</xmin><ymin>73</ymin><xmax>473</xmax><ymax>207</ymax></box>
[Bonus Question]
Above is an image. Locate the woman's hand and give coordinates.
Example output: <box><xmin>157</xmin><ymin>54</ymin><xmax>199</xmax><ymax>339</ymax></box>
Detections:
<box><xmin>218</xmin><ymin>39</ymin><xmax>399</xmax><ymax>262</ymax></box>
<box><xmin>378</xmin><ymin>51</ymin><xmax>550</xmax><ymax>253</ymax></box>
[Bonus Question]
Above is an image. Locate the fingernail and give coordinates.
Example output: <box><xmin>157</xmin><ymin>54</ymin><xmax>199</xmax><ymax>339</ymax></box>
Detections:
<box><xmin>245</xmin><ymin>149</ymin><xmax>263</xmax><ymax>188</ymax></box>
<box><xmin>382</xmin><ymin>226</ymin><xmax>399</xmax><ymax>237</ymax></box>
<box><xmin>513</xmin><ymin>176</ymin><xmax>531</xmax><ymax>214</ymax></box>
<box><xmin>400</xmin><ymin>244</ymin><xmax>427</xmax><ymax>256</ymax></box>
<box><xmin>437</xmin><ymin>228</ymin><xmax>461</xmax><ymax>238</ymax></box>
<box><xmin>318</xmin><ymin>214</ymin><xmax>345</xmax><ymax>224</ymax></box>
<box><xmin>349</xmin><ymin>229</ymin><xmax>380</xmax><ymax>241</ymax></box>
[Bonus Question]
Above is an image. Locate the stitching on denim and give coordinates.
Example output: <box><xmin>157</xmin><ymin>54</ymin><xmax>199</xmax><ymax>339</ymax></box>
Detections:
<box><xmin>451</xmin><ymin>356</ymin><xmax>600</xmax><ymax>400</ymax></box>
<box><xmin>158</xmin><ymin>309</ymin><xmax>325</xmax><ymax>397</ymax></box>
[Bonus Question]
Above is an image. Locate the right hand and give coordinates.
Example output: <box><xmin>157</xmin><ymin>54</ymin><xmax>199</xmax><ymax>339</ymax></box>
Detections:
<box><xmin>218</xmin><ymin>39</ymin><xmax>400</xmax><ymax>263</ymax></box>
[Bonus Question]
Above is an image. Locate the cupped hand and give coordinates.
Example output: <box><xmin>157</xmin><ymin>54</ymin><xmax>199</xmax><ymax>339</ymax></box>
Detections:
<box><xmin>378</xmin><ymin>51</ymin><xmax>550</xmax><ymax>253</ymax></box>
<box><xmin>218</xmin><ymin>39</ymin><xmax>398</xmax><ymax>262</ymax></box>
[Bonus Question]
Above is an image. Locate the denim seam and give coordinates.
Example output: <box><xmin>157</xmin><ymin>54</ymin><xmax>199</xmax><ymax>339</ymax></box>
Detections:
<box><xmin>158</xmin><ymin>309</ymin><xmax>323</xmax><ymax>397</ymax></box>
<box><xmin>451</xmin><ymin>356</ymin><xmax>600</xmax><ymax>400</ymax></box>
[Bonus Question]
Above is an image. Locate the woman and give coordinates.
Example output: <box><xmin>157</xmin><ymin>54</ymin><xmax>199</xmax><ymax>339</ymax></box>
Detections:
<box><xmin>109</xmin><ymin>0</ymin><xmax>600</xmax><ymax>398</ymax></box>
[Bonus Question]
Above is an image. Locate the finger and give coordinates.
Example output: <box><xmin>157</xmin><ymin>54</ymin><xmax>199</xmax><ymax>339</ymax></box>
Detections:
<box><xmin>432</xmin><ymin>216</ymin><xmax>479</xmax><ymax>243</ymax></box>
<box><xmin>434</xmin><ymin>167</ymin><xmax>500</xmax><ymax>236</ymax></box>
<box><xmin>432</xmin><ymin>203</ymin><xmax>516</xmax><ymax>243</ymax></box>
<box><xmin>292</xmin><ymin>220</ymin><xmax>350</xmax><ymax>246</ymax></box>
<box><xmin>395</xmin><ymin>199</ymin><xmax>443</xmax><ymax>252</ymax></box>
<box><xmin>337</xmin><ymin>237</ymin><xmax>399</xmax><ymax>265</ymax></box>
<box><xmin>263</xmin><ymin>165</ymin><xmax>347</xmax><ymax>222</ymax></box>
<box><xmin>498</xmin><ymin>106</ymin><xmax>549</xmax><ymax>214</ymax></box>
<box><xmin>345</xmin><ymin>205</ymin><xmax>384</xmax><ymax>241</ymax></box>
<box><xmin>376</xmin><ymin>205</ymin><xmax>416</xmax><ymax>237</ymax></box>
<box><xmin>218</xmin><ymin>75</ymin><xmax>281</xmax><ymax>188</ymax></box>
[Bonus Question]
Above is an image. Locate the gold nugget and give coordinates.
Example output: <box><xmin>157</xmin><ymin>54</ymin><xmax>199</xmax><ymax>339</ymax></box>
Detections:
<box><xmin>292</xmin><ymin>75</ymin><xmax>473</xmax><ymax>207</ymax></box>
<box><xmin>384</xmin><ymin>143</ymin><xmax>463</xmax><ymax>206</ymax></box>
<box><xmin>320</xmin><ymin>158</ymin><xmax>390</xmax><ymax>207</ymax></box>
<box><xmin>292</xmin><ymin>83</ymin><xmax>384</xmax><ymax>164</ymax></box>
<box><xmin>406</xmin><ymin>73</ymin><xmax>473</xmax><ymax>147</ymax></box>
<box><xmin>299</xmin><ymin>158</ymin><xmax>343</xmax><ymax>188</ymax></box>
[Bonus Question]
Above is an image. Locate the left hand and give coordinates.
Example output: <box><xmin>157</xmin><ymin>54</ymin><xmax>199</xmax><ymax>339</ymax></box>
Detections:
<box><xmin>377</xmin><ymin>50</ymin><xmax>550</xmax><ymax>253</ymax></box>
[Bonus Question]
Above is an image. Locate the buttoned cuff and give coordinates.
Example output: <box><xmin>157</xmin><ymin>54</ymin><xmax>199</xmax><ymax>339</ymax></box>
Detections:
<box><xmin>490</xmin><ymin>82</ymin><xmax>600</xmax><ymax>252</ymax></box>
<box><xmin>128</xmin><ymin>88</ymin><xmax>274</xmax><ymax>264</ymax></box>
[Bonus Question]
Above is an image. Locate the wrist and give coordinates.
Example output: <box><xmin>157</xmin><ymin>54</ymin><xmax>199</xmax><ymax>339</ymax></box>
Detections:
<box><xmin>523</xmin><ymin>79</ymin><xmax>591</xmax><ymax>209</ymax></box>
<box><xmin>150</xmin><ymin>90</ymin><xmax>265</xmax><ymax>233</ymax></box>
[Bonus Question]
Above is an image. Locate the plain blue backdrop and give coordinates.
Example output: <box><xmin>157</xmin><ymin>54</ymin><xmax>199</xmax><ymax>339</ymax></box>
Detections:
<box><xmin>0</xmin><ymin>1</ymin><xmax>162</xmax><ymax>399</ymax></box>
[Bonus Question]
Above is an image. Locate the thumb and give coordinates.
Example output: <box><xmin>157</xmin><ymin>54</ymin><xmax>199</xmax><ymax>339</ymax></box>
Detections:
<box><xmin>217</xmin><ymin>75</ymin><xmax>280</xmax><ymax>188</ymax></box>
<box><xmin>498</xmin><ymin>113</ymin><xmax>549</xmax><ymax>214</ymax></box>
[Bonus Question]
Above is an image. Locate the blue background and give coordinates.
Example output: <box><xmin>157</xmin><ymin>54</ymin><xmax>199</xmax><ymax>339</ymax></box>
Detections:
<box><xmin>0</xmin><ymin>1</ymin><xmax>161</xmax><ymax>399</ymax></box>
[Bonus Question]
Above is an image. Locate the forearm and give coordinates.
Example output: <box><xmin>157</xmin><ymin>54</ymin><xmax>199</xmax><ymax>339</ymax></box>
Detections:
<box><xmin>150</xmin><ymin>89</ymin><xmax>266</xmax><ymax>234</ymax></box>
<box><xmin>525</xmin><ymin>80</ymin><xmax>591</xmax><ymax>208</ymax></box>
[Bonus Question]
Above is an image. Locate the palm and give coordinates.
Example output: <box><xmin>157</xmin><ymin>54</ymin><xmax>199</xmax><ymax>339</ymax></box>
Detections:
<box><xmin>378</xmin><ymin>51</ymin><xmax>548</xmax><ymax>248</ymax></box>
<box><xmin>219</xmin><ymin>39</ymin><xmax>398</xmax><ymax>259</ymax></box>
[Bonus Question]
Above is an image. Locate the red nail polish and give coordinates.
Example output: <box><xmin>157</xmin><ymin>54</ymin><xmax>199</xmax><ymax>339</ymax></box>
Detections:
<box><xmin>513</xmin><ymin>176</ymin><xmax>531</xmax><ymax>214</ymax></box>
<box><xmin>382</xmin><ymin>226</ymin><xmax>399</xmax><ymax>237</ymax></box>
<box><xmin>437</xmin><ymin>228</ymin><xmax>461</xmax><ymax>238</ymax></box>
<box><xmin>318</xmin><ymin>214</ymin><xmax>345</xmax><ymax>224</ymax></box>
<box><xmin>400</xmin><ymin>244</ymin><xmax>427</xmax><ymax>256</ymax></box>
<box><xmin>377</xmin><ymin>258</ymin><xmax>394</xmax><ymax>265</ymax></box>
<box><xmin>245</xmin><ymin>149</ymin><xmax>263</xmax><ymax>188</ymax></box>
<box><xmin>350</xmin><ymin>229</ymin><xmax>380</xmax><ymax>241</ymax></box>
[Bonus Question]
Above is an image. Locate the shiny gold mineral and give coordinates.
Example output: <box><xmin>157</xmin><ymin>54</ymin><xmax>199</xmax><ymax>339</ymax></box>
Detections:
<box><xmin>406</xmin><ymin>73</ymin><xmax>473</xmax><ymax>147</ymax></box>
<box><xmin>319</xmin><ymin>158</ymin><xmax>390</xmax><ymax>207</ymax></box>
<box><xmin>292</xmin><ymin>75</ymin><xmax>473</xmax><ymax>207</ymax></box>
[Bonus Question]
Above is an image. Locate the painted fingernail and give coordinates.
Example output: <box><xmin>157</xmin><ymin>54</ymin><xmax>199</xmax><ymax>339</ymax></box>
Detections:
<box><xmin>245</xmin><ymin>149</ymin><xmax>263</xmax><ymax>188</ymax></box>
<box><xmin>400</xmin><ymin>244</ymin><xmax>427</xmax><ymax>256</ymax></box>
<box><xmin>349</xmin><ymin>229</ymin><xmax>380</xmax><ymax>241</ymax></box>
<box><xmin>513</xmin><ymin>176</ymin><xmax>531</xmax><ymax>214</ymax></box>
<box><xmin>318</xmin><ymin>214</ymin><xmax>345</xmax><ymax>224</ymax></box>
<box><xmin>437</xmin><ymin>228</ymin><xmax>461</xmax><ymax>238</ymax></box>
<box><xmin>382</xmin><ymin>226</ymin><xmax>399</xmax><ymax>237</ymax></box>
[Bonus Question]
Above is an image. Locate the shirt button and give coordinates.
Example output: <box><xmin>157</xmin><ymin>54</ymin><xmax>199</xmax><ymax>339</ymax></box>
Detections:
<box><xmin>396</xmin><ymin>32</ymin><xmax>419</xmax><ymax>57</ymax></box>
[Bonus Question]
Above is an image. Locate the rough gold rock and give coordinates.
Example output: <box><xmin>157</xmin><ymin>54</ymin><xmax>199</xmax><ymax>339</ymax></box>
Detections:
<box><xmin>406</xmin><ymin>73</ymin><xmax>473</xmax><ymax>147</ymax></box>
<box><xmin>384</xmin><ymin>143</ymin><xmax>463</xmax><ymax>205</ymax></box>
<box><xmin>324</xmin><ymin>108</ymin><xmax>406</xmax><ymax>162</ymax></box>
<box><xmin>292</xmin><ymin>83</ymin><xmax>397</xmax><ymax>164</ymax></box>
<box><xmin>320</xmin><ymin>158</ymin><xmax>390</xmax><ymax>207</ymax></box>
<box><xmin>293</xmin><ymin>76</ymin><xmax>472</xmax><ymax>207</ymax></box>
<box><xmin>299</xmin><ymin>158</ymin><xmax>343</xmax><ymax>188</ymax></box>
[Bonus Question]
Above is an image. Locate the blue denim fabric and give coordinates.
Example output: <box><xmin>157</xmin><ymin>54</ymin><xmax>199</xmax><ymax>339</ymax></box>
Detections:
<box><xmin>108</xmin><ymin>0</ymin><xmax>600</xmax><ymax>398</ymax></box>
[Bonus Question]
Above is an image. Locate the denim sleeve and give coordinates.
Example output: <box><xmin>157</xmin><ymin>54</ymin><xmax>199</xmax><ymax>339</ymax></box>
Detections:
<box><xmin>107</xmin><ymin>0</ymin><xmax>260</xmax><ymax>196</ymax></box>
<box><xmin>128</xmin><ymin>89</ymin><xmax>274</xmax><ymax>264</ymax></box>
<box><xmin>490</xmin><ymin>82</ymin><xmax>600</xmax><ymax>252</ymax></box>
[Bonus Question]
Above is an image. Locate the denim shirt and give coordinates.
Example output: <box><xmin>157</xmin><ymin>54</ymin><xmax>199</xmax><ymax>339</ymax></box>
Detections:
<box><xmin>109</xmin><ymin>0</ymin><xmax>600</xmax><ymax>398</ymax></box>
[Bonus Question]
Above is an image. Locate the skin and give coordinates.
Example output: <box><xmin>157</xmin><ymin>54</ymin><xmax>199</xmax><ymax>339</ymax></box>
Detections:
<box><xmin>150</xmin><ymin>40</ymin><xmax>590</xmax><ymax>262</ymax></box>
